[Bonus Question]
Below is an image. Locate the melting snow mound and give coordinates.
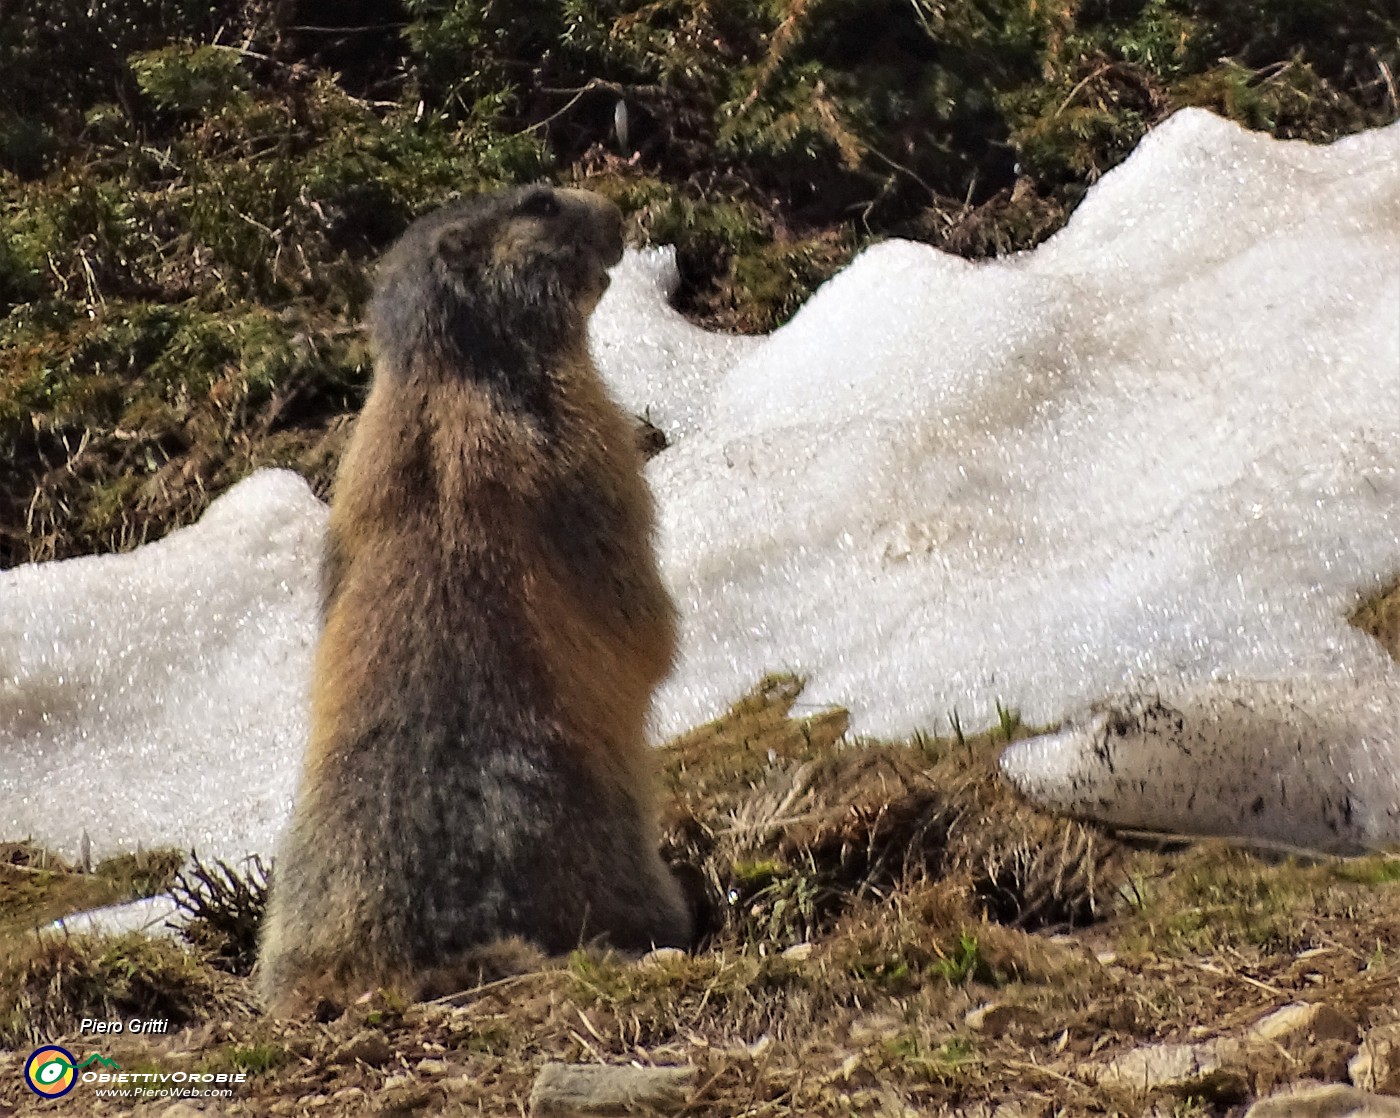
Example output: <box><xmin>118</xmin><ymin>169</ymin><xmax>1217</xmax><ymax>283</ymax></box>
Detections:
<box><xmin>0</xmin><ymin>471</ymin><xmax>323</xmax><ymax>861</ymax></box>
<box><xmin>642</xmin><ymin>109</ymin><xmax>1400</xmax><ymax>743</ymax></box>
<box><xmin>1</xmin><ymin>108</ymin><xmax>1397</xmax><ymax>860</ymax></box>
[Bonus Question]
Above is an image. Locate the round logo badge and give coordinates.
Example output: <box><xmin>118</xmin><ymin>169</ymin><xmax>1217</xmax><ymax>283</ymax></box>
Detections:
<box><xmin>23</xmin><ymin>1045</ymin><xmax>77</xmax><ymax>1098</ymax></box>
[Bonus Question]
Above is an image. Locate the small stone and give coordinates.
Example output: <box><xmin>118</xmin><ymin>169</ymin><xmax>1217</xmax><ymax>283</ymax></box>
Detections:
<box><xmin>1352</xmin><ymin>1023</ymin><xmax>1400</xmax><ymax>1095</ymax></box>
<box><xmin>329</xmin><ymin>1030</ymin><xmax>394</xmax><ymax>1067</ymax></box>
<box><xmin>382</xmin><ymin>1074</ymin><xmax>413</xmax><ymax>1090</ymax></box>
<box><xmin>1252</xmin><ymin>1003</ymin><xmax>1358</xmax><ymax>1046</ymax></box>
<box><xmin>1251</xmin><ymin>1003</ymin><xmax>1359</xmax><ymax>1080</ymax></box>
<box><xmin>413</xmin><ymin>1003</ymin><xmax>452</xmax><ymax>1026</ymax></box>
<box><xmin>415</xmin><ymin>1058</ymin><xmax>451</xmax><ymax>1076</ymax></box>
<box><xmin>331</xmin><ymin>1088</ymin><xmax>367</xmax><ymax>1104</ymax></box>
<box><xmin>304</xmin><ymin>1097</ymin><xmax>329</xmax><ymax>1110</ymax></box>
<box><xmin>529</xmin><ymin>1062</ymin><xmax>695</xmax><ymax>1117</ymax></box>
<box><xmin>1245</xmin><ymin>1084</ymin><xmax>1400</xmax><ymax>1117</ymax></box>
<box><xmin>639</xmin><ymin>947</ymin><xmax>687</xmax><ymax>966</ymax></box>
<box><xmin>781</xmin><ymin>942</ymin><xmax>814</xmax><ymax>962</ymax></box>
<box><xmin>1095</xmin><ymin>1041</ymin><xmax>1247</xmax><ymax>1100</ymax></box>
<box><xmin>719</xmin><ymin>1033</ymin><xmax>772</xmax><ymax>1061</ymax></box>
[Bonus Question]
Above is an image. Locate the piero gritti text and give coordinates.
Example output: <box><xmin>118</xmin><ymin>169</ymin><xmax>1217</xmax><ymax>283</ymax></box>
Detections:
<box><xmin>79</xmin><ymin>1017</ymin><xmax>171</xmax><ymax>1035</ymax></box>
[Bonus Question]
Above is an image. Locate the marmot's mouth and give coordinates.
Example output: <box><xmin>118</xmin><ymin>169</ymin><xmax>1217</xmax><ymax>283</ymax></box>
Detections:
<box><xmin>601</xmin><ymin>230</ymin><xmax>624</xmax><ymax>269</ymax></box>
<box><xmin>593</xmin><ymin>224</ymin><xmax>624</xmax><ymax>271</ymax></box>
<box><xmin>567</xmin><ymin>247</ymin><xmax>614</xmax><ymax>310</ymax></box>
<box><xmin>588</xmin><ymin>257</ymin><xmax>613</xmax><ymax>302</ymax></box>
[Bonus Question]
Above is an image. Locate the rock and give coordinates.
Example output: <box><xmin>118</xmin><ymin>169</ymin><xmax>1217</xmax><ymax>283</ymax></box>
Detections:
<box><xmin>1253</xmin><ymin>1003</ymin><xmax>1358</xmax><ymax>1046</ymax></box>
<box><xmin>529</xmin><ymin>1063</ymin><xmax>696</xmax><ymax>1117</ymax></box>
<box><xmin>161</xmin><ymin>1106</ymin><xmax>208</xmax><ymax>1118</ymax></box>
<box><xmin>1095</xmin><ymin>1041</ymin><xmax>1247</xmax><ymax>1101</ymax></box>
<box><xmin>1245</xmin><ymin>1084</ymin><xmax>1400</xmax><ymax>1117</ymax></box>
<box><xmin>1353</xmin><ymin>1024</ymin><xmax>1400</xmax><ymax>1095</ymax></box>
<box><xmin>1250</xmin><ymin>1003</ymin><xmax>1360</xmax><ymax>1080</ymax></box>
<box><xmin>328</xmin><ymin>1030</ymin><xmax>395</xmax><ymax>1067</ymax></box>
<box><xmin>781</xmin><ymin>942</ymin><xmax>814</xmax><ymax>962</ymax></box>
<box><xmin>414</xmin><ymin>1058</ymin><xmax>451</xmax><ymax>1076</ymax></box>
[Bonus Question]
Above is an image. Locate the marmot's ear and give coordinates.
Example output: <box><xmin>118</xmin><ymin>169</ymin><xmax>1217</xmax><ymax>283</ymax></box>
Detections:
<box><xmin>515</xmin><ymin>188</ymin><xmax>561</xmax><ymax>219</ymax></box>
<box><xmin>434</xmin><ymin>223</ymin><xmax>483</xmax><ymax>271</ymax></box>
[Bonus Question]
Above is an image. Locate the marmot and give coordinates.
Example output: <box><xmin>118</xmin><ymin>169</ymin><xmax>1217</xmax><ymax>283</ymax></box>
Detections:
<box><xmin>258</xmin><ymin>185</ymin><xmax>692</xmax><ymax>1013</ymax></box>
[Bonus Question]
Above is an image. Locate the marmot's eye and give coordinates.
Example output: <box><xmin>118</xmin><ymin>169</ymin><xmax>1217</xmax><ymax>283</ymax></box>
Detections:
<box><xmin>518</xmin><ymin>191</ymin><xmax>560</xmax><ymax>218</ymax></box>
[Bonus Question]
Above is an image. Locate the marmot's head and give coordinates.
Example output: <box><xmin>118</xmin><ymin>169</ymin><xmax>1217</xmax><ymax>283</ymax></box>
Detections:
<box><xmin>369</xmin><ymin>185</ymin><xmax>625</xmax><ymax>381</ymax></box>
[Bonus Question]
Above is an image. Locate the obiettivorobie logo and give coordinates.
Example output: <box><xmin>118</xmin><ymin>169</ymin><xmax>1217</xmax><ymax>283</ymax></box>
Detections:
<box><xmin>22</xmin><ymin>1047</ymin><xmax>119</xmax><ymax>1098</ymax></box>
<box><xmin>22</xmin><ymin>1044</ymin><xmax>247</xmax><ymax>1100</ymax></box>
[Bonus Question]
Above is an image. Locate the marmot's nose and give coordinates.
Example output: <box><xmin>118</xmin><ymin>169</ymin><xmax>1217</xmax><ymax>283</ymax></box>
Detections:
<box><xmin>598</xmin><ymin>212</ymin><xmax>624</xmax><ymax>267</ymax></box>
<box><xmin>560</xmin><ymin>189</ymin><xmax>625</xmax><ymax>267</ymax></box>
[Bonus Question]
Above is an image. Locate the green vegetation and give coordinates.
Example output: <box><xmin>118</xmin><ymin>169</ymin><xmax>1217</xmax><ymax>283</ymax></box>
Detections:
<box><xmin>1120</xmin><ymin>842</ymin><xmax>1400</xmax><ymax>958</ymax></box>
<box><xmin>1331</xmin><ymin>854</ymin><xmax>1400</xmax><ymax>886</ymax></box>
<box><xmin>93</xmin><ymin>849</ymin><xmax>185</xmax><ymax>900</ymax></box>
<box><xmin>0</xmin><ymin>0</ymin><xmax>1394</xmax><ymax>566</ymax></box>
<box><xmin>220</xmin><ymin>1041</ymin><xmax>289</xmax><ymax>1075</ymax></box>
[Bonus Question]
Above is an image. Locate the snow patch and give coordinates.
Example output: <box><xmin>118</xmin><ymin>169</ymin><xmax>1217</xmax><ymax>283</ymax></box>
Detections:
<box><xmin>2</xmin><ymin>109</ymin><xmax>1397</xmax><ymax>859</ymax></box>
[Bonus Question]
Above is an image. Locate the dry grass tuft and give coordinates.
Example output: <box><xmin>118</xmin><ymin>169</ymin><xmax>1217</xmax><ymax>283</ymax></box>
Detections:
<box><xmin>663</xmin><ymin>675</ymin><xmax>1121</xmax><ymax>951</ymax></box>
<box><xmin>0</xmin><ymin>932</ymin><xmax>245</xmax><ymax>1048</ymax></box>
<box><xmin>1351</xmin><ymin>575</ymin><xmax>1400</xmax><ymax>662</ymax></box>
<box><xmin>171</xmin><ymin>853</ymin><xmax>272</xmax><ymax>976</ymax></box>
